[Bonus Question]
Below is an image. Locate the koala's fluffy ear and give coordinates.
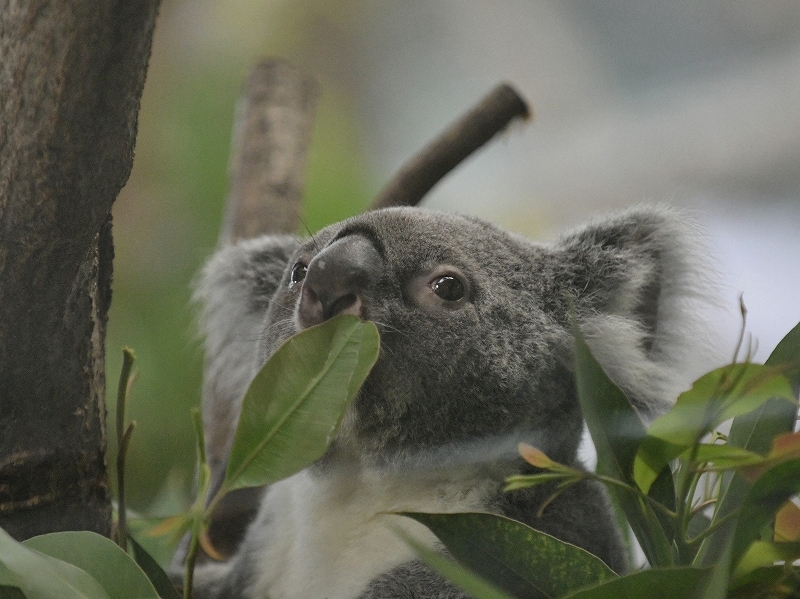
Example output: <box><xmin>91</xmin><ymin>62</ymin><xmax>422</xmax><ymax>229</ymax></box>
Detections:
<box><xmin>193</xmin><ymin>235</ymin><xmax>300</xmax><ymax>473</ymax></box>
<box><xmin>554</xmin><ymin>206</ymin><xmax>717</xmax><ymax>417</ymax></box>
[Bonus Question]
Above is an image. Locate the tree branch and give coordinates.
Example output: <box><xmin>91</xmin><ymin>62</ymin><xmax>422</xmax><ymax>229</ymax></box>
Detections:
<box><xmin>370</xmin><ymin>83</ymin><xmax>531</xmax><ymax>210</ymax></box>
<box><xmin>0</xmin><ymin>0</ymin><xmax>160</xmax><ymax>539</ymax></box>
<box><xmin>219</xmin><ymin>58</ymin><xmax>320</xmax><ymax>244</ymax></box>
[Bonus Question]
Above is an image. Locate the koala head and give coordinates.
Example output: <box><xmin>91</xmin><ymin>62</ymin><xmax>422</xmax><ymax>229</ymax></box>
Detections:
<box><xmin>251</xmin><ymin>205</ymin><xmax>711</xmax><ymax>470</ymax></box>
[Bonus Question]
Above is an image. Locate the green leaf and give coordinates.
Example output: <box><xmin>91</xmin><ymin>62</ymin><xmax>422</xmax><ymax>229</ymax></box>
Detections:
<box><xmin>693</xmin><ymin>461</ymin><xmax>800</xmax><ymax>593</ymax></box>
<box><xmin>23</xmin><ymin>532</ymin><xmax>159</xmax><ymax>599</ymax></box>
<box><xmin>696</xmin><ymin>325</ymin><xmax>800</xmax><ymax>567</ymax></box>
<box><xmin>765</xmin><ymin>320</ymin><xmax>800</xmax><ymax>396</ymax></box>
<box><xmin>731</xmin><ymin>458</ymin><xmax>800</xmax><ymax>567</ymax></box>
<box><xmin>0</xmin><ymin>526</ymin><xmax>111</xmax><ymax>599</ymax></box>
<box><xmin>0</xmin><ymin>587</ymin><xmax>26</xmax><ymax>599</ymax></box>
<box><xmin>632</xmin><ymin>436</ymin><xmax>681</xmax><ymax>496</ymax></box>
<box><xmin>574</xmin><ymin>332</ymin><xmax>646</xmax><ymax>482</ymax></box>
<box><xmin>129</xmin><ymin>535</ymin><xmax>182</xmax><ymax>599</ymax></box>
<box><xmin>394</xmin><ymin>528</ymin><xmax>516</xmax><ymax>599</ymax></box>
<box><xmin>504</xmin><ymin>472</ymin><xmax>581</xmax><ymax>492</ymax></box>
<box><xmin>573</xmin><ymin>329</ymin><xmax>672</xmax><ymax>567</ymax></box>
<box><xmin>687</xmin><ymin>542</ymin><xmax>734</xmax><ymax>599</ymax></box>
<box><xmin>224</xmin><ymin>315</ymin><xmax>379</xmax><ymax>491</ymax></box>
<box><xmin>691</xmin><ymin>444</ymin><xmax>764</xmax><ymax>469</ymax></box>
<box><xmin>732</xmin><ymin>540</ymin><xmax>800</xmax><ymax>580</ymax></box>
<box><xmin>403</xmin><ymin>512</ymin><xmax>616</xmax><ymax>599</ymax></box>
<box><xmin>728</xmin><ymin>564</ymin><xmax>800</xmax><ymax>597</ymax></box>
<box><xmin>560</xmin><ymin>567</ymin><xmax>708</xmax><ymax>599</ymax></box>
<box><xmin>635</xmin><ymin>363</ymin><xmax>794</xmax><ymax>494</ymax></box>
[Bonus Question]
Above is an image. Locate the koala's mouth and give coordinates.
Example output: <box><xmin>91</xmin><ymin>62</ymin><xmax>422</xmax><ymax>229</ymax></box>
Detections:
<box><xmin>292</xmin><ymin>234</ymin><xmax>382</xmax><ymax>330</ymax></box>
<box><xmin>296</xmin><ymin>286</ymin><xmax>367</xmax><ymax>329</ymax></box>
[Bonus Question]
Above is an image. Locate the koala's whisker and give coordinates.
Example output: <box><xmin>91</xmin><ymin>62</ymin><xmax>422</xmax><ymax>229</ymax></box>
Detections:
<box><xmin>369</xmin><ymin>320</ymin><xmax>406</xmax><ymax>338</ymax></box>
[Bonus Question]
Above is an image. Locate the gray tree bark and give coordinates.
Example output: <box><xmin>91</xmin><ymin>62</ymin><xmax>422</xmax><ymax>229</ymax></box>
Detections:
<box><xmin>0</xmin><ymin>0</ymin><xmax>160</xmax><ymax>540</ymax></box>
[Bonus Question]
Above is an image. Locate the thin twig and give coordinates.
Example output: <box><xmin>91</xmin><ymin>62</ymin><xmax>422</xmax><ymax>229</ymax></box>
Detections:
<box><xmin>115</xmin><ymin>348</ymin><xmax>136</xmax><ymax>551</ymax></box>
<box><xmin>370</xmin><ymin>83</ymin><xmax>531</xmax><ymax>210</ymax></box>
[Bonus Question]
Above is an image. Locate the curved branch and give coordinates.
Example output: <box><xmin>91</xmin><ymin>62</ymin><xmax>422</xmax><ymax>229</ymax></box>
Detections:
<box><xmin>370</xmin><ymin>83</ymin><xmax>531</xmax><ymax>210</ymax></box>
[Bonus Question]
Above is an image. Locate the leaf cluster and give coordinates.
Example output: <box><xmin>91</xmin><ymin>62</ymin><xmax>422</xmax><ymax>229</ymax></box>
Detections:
<box><xmin>403</xmin><ymin>321</ymin><xmax>800</xmax><ymax>599</ymax></box>
<box><xmin>0</xmin><ymin>315</ymin><xmax>380</xmax><ymax>599</ymax></box>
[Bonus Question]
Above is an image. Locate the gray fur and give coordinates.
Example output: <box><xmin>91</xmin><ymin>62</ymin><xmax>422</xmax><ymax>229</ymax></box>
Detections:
<box><xmin>185</xmin><ymin>205</ymin><xmax>714</xmax><ymax>599</ymax></box>
<box><xmin>194</xmin><ymin>234</ymin><xmax>300</xmax><ymax>478</ymax></box>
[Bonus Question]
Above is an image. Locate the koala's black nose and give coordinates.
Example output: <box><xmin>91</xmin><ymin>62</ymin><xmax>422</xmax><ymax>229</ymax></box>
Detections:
<box><xmin>297</xmin><ymin>235</ymin><xmax>382</xmax><ymax>329</ymax></box>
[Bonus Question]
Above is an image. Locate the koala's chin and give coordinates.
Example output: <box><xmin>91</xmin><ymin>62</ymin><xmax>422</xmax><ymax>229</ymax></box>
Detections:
<box><xmin>183</xmin><ymin>204</ymin><xmax>718</xmax><ymax>599</ymax></box>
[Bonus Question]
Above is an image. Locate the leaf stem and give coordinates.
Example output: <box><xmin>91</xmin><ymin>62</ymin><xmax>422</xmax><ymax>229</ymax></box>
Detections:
<box><xmin>115</xmin><ymin>347</ymin><xmax>136</xmax><ymax>551</ymax></box>
<box><xmin>590</xmin><ymin>473</ymin><xmax>677</xmax><ymax>519</ymax></box>
<box><xmin>183</xmin><ymin>521</ymin><xmax>200</xmax><ymax>599</ymax></box>
<box><xmin>687</xmin><ymin>510</ymin><xmax>740</xmax><ymax>546</ymax></box>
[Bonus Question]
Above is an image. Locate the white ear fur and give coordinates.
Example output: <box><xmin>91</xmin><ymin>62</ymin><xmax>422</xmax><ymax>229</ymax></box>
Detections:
<box><xmin>562</xmin><ymin>205</ymin><xmax>721</xmax><ymax>417</ymax></box>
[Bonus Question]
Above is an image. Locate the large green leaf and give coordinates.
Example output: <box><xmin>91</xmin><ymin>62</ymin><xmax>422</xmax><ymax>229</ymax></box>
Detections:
<box><xmin>394</xmin><ymin>529</ymin><xmax>516</xmax><ymax>599</ymax></box>
<box><xmin>764</xmin><ymin>320</ymin><xmax>800</xmax><ymax>396</ymax></box>
<box><xmin>560</xmin><ymin>566</ymin><xmax>708</xmax><ymax>599</ymax></box>
<box><xmin>573</xmin><ymin>330</ymin><xmax>672</xmax><ymax>567</ymax></box>
<box><xmin>404</xmin><ymin>512</ymin><xmax>616</xmax><ymax>599</ymax></box>
<box><xmin>129</xmin><ymin>535</ymin><xmax>182</xmax><ymax>599</ymax></box>
<box><xmin>224</xmin><ymin>315</ymin><xmax>379</xmax><ymax>491</ymax></box>
<box><xmin>0</xmin><ymin>526</ymin><xmax>111</xmax><ymax>599</ymax></box>
<box><xmin>23</xmin><ymin>532</ymin><xmax>158</xmax><ymax>599</ymax></box>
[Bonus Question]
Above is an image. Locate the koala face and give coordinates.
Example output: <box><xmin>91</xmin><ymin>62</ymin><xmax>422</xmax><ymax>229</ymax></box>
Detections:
<box><xmin>257</xmin><ymin>208</ymin><xmax>587</xmax><ymax>467</ymax></box>
<box><xmin>188</xmin><ymin>204</ymin><xmax>713</xmax><ymax>585</ymax></box>
<box><xmin>197</xmin><ymin>203</ymin><xmax>710</xmax><ymax>484</ymax></box>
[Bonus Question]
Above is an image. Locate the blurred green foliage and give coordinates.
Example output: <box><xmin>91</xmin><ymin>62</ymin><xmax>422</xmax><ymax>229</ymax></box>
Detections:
<box><xmin>107</xmin><ymin>1</ymin><xmax>371</xmax><ymax>513</ymax></box>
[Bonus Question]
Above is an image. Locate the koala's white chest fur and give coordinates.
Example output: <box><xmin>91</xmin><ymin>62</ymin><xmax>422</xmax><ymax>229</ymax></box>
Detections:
<box><xmin>241</xmin><ymin>466</ymin><xmax>494</xmax><ymax>599</ymax></box>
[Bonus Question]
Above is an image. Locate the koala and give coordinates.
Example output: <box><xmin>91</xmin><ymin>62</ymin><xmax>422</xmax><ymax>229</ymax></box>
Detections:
<box><xmin>185</xmin><ymin>205</ymin><xmax>713</xmax><ymax>599</ymax></box>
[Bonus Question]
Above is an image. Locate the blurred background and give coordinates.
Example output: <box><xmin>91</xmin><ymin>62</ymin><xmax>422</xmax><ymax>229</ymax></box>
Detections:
<box><xmin>109</xmin><ymin>0</ymin><xmax>800</xmax><ymax>518</ymax></box>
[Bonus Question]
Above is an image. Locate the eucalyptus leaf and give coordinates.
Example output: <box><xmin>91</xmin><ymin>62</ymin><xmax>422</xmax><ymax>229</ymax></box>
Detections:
<box><xmin>0</xmin><ymin>526</ymin><xmax>111</xmax><ymax>599</ymax></box>
<box><xmin>728</xmin><ymin>564</ymin><xmax>800</xmax><ymax>598</ymax></box>
<box><xmin>224</xmin><ymin>315</ymin><xmax>379</xmax><ymax>491</ymax></box>
<box><xmin>573</xmin><ymin>329</ymin><xmax>672</xmax><ymax>567</ymax></box>
<box><xmin>560</xmin><ymin>566</ymin><xmax>708</xmax><ymax>599</ymax></box>
<box><xmin>764</xmin><ymin>320</ymin><xmax>800</xmax><ymax>397</ymax></box>
<box><xmin>691</xmin><ymin>444</ymin><xmax>764</xmax><ymax>469</ymax></box>
<box><xmin>129</xmin><ymin>535</ymin><xmax>182</xmax><ymax>599</ymax></box>
<box><xmin>732</xmin><ymin>540</ymin><xmax>800</xmax><ymax>580</ymax></box>
<box><xmin>23</xmin><ymin>532</ymin><xmax>159</xmax><ymax>599</ymax></box>
<box><xmin>394</xmin><ymin>528</ymin><xmax>516</xmax><ymax>599</ymax></box>
<box><xmin>635</xmin><ymin>363</ymin><xmax>794</xmax><ymax>495</ymax></box>
<box><xmin>731</xmin><ymin>458</ymin><xmax>800</xmax><ymax>567</ymax></box>
<box><xmin>697</xmin><ymin>324</ymin><xmax>800</xmax><ymax>566</ymax></box>
<box><xmin>0</xmin><ymin>587</ymin><xmax>26</xmax><ymax>599</ymax></box>
<box><xmin>403</xmin><ymin>512</ymin><xmax>616</xmax><ymax>599</ymax></box>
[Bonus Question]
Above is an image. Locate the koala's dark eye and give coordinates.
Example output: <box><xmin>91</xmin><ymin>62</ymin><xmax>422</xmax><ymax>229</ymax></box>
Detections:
<box><xmin>431</xmin><ymin>275</ymin><xmax>464</xmax><ymax>301</ymax></box>
<box><xmin>289</xmin><ymin>261</ymin><xmax>308</xmax><ymax>289</ymax></box>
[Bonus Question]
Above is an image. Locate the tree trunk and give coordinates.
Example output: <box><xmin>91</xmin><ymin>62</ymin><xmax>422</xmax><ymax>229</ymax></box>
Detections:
<box><xmin>0</xmin><ymin>0</ymin><xmax>160</xmax><ymax>540</ymax></box>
